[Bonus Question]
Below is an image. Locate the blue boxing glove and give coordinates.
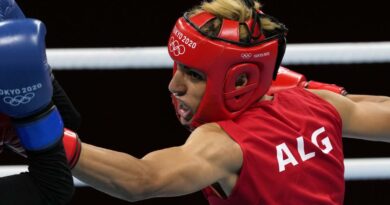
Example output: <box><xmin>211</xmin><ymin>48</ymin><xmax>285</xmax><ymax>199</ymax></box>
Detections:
<box><xmin>0</xmin><ymin>0</ymin><xmax>25</xmax><ymax>20</ymax></box>
<box><xmin>1</xmin><ymin>0</ymin><xmax>59</xmax><ymax>90</ymax></box>
<box><xmin>0</xmin><ymin>19</ymin><xmax>63</xmax><ymax>151</ymax></box>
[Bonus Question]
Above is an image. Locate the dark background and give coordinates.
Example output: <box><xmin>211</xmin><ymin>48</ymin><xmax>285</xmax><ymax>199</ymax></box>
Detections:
<box><xmin>3</xmin><ymin>0</ymin><xmax>390</xmax><ymax>204</ymax></box>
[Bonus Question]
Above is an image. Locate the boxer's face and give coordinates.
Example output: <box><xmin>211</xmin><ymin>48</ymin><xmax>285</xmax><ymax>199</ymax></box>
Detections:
<box><xmin>168</xmin><ymin>63</ymin><xmax>206</xmax><ymax>126</ymax></box>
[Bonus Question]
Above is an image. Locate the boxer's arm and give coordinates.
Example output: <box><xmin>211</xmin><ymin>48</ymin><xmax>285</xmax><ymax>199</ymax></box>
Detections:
<box><xmin>311</xmin><ymin>90</ymin><xmax>390</xmax><ymax>142</ymax></box>
<box><xmin>268</xmin><ymin>66</ymin><xmax>347</xmax><ymax>95</ymax></box>
<box><xmin>345</xmin><ymin>94</ymin><xmax>390</xmax><ymax>103</ymax></box>
<box><xmin>73</xmin><ymin>123</ymin><xmax>242</xmax><ymax>202</ymax></box>
<box><xmin>272</xmin><ymin>67</ymin><xmax>387</xmax><ymax>104</ymax></box>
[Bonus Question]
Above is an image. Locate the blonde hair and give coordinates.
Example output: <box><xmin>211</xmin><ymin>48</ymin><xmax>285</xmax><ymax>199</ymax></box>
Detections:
<box><xmin>189</xmin><ymin>0</ymin><xmax>283</xmax><ymax>41</ymax></box>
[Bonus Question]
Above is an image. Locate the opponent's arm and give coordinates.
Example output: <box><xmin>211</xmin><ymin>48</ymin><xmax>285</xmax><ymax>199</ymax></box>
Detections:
<box><xmin>0</xmin><ymin>19</ymin><xmax>74</xmax><ymax>204</ymax></box>
<box><xmin>52</xmin><ymin>78</ymin><xmax>82</xmax><ymax>131</ymax></box>
<box><xmin>311</xmin><ymin>90</ymin><xmax>390</xmax><ymax>142</ymax></box>
<box><xmin>1</xmin><ymin>118</ymin><xmax>82</xmax><ymax>169</ymax></box>
<box><xmin>73</xmin><ymin>123</ymin><xmax>242</xmax><ymax>202</ymax></box>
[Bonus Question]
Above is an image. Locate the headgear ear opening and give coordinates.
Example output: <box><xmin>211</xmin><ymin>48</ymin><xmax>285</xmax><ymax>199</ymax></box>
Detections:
<box><xmin>224</xmin><ymin>63</ymin><xmax>260</xmax><ymax>111</ymax></box>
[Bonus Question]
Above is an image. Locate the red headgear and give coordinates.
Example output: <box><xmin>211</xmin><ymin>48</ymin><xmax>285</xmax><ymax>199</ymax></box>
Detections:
<box><xmin>168</xmin><ymin>10</ymin><xmax>287</xmax><ymax>129</ymax></box>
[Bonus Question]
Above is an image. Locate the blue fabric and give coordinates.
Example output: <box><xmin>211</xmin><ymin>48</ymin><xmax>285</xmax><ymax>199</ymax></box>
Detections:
<box><xmin>16</xmin><ymin>107</ymin><xmax>64</xmax><ymax>151</ymax></box>
<box><xmin>0</xmin><ymin>19</ymin><xmax>52</xmax><ymax>118</ymax></box>
<box><xmin>0</xmin><ymin>0</ymin><xmax>25</xmax><ymax>20</ymax></box>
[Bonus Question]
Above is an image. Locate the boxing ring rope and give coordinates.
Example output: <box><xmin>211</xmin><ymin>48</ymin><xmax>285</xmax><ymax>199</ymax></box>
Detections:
<box><xmin>2</xmin><ymin>158</ymin><xmax>390</xmax><ymax>187</ymax></box>
<box><xmin>1</xmin><ymin>41</ymin><xmax>390</xmax><ymax>186</ymax></box>
<box><xmin>46</xmin><ymin>41</ymin><xmax>390</xmax><ymax>69</ymax></box>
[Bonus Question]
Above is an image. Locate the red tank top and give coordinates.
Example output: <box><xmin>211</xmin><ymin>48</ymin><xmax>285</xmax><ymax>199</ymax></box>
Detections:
<box><xmin>203</xmin><ymin>88</ymin><xmax>344</xmax><ymax>205</ymax></box>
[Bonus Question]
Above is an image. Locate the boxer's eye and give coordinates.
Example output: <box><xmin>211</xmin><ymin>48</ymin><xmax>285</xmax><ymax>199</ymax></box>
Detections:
<box><xmin>187</xmin><ymin>70</ymin><xmax>205</xmax><ymax>81</ymax></box>
<box><xmin>179</xmin><ymin>64</ymin><xmax>206</xmax><ymax>82</ymax></box>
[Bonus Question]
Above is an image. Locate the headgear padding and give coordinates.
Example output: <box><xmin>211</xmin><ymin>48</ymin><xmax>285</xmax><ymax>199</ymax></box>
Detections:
<box><xmin>168</xmin><ymin>11</ymin><xmax>287</xmax><ymax>129</ymax></box>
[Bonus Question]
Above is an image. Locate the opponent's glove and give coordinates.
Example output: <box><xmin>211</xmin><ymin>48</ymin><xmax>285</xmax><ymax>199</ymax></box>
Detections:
<box><xmin>0</xmin><ymin>19</ymin><xmax>62</xmax><ymax>151</ymax></box>
<box><xmin>267</xmin><ymin>66</ymin><xmax>348</xmax><ymax>95</ymax></box>
<box><xmin>0</xmin><ymin>115</ymin><xmax>82</xmax><ymax>168</ymax></box>
<box><xmin>0</xmin><ymin>0</ymin><xmax>25</xmax><ymax>20</ymax></box>
<box><xmin>1</xmin><ymin>0</ymin><xmax>82</xmax><ymax>132</ymax></box>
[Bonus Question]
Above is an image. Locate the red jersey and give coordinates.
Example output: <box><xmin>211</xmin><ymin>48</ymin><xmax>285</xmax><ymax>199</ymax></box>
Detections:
<box><xmin>203</xmin><ymin>87</ymin><xmax>344</xmax><ymax>205</ymax></box>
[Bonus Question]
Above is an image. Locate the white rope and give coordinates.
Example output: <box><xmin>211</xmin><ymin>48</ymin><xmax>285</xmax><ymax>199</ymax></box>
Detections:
<box><xmin>10</xmin><ymin>42</ymin><xmax>387</xmax><ymax>185</ymax></box>
<box><xmin>284</xmin><ymin>42</ymin><xmax>390</xmax><ymax>65</ymax></box>
<box><xmin>46</xmin><ymin>42</ymin><xmax>390</xmax><ymax>70</ymax></box>
<box><xmin>47</xmin><ymin>47</ymin><xmax>171</xmax><ymax>70</ymax></box>
<box><xmin>0</xmin><ymin>165</ymin><xmax>87</xmax><ymax>187</ymax></box>
<box><xmin>344</xmin><ymin>158</ymin><xmax>390</xmax><ymax>180</ymax></box>
<box><xmin>0</xmin><ymin>158</ymin><xmax>389</xmax><ymax>187</ymax></box>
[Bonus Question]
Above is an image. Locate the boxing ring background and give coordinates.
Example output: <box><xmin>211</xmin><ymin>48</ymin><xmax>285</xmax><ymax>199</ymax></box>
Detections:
<box><xmin>2</xmin><ymin>42</ymin><xmax>390</xmax><ymax>182</ymax></box>
<box><xmin>2</xmin><ymin>43</ymin><xmax>390</xmax><ymax>174</ymax></box>
<box><xmin>2</xmin><ymin>0</ymin><xmax>390</xmax><ymax>204</ymax></box>
<box><xmin>1</xmin><ymin>42</ymin><xmax>390</xmax><ymax>205</ymax></box>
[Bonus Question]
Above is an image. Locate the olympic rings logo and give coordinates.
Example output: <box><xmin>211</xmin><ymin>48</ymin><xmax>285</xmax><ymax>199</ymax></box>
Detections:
<box><xmin>3</xmin><ymin>92</ymin><xmax>35</xmax><ymax>106</ymax></box>
<box><xmin>169</xmin><ymin>37</ymin><xmax>186</xmax><ymax>56</ymax></box>
<box><xmin>241</xmin><ymin>53</ymin><xmax>253</xmax><ymax>59</ymax></box>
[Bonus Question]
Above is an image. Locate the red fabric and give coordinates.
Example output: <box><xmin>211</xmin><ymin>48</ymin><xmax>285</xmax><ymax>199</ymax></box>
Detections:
<box><xmin>267</xmin><ymin>66</ymin><xmax>347</xmax><ymax>96</ymax></box>
<box><xmin>267</xmin><ymin>66</ymin><xmax>307</xmax><ymax>95</ymax></box>
<box><xmin>0</xmin><ymin>113</ymin><xmax>81</xmax><ymax>167</ymax></box>
<box><xmin>203</xmin><ymin>87</ymin><xmax>344</xmax><ymax>205</ymax></box>
<box><xmin>168</xmin><ymin>11</ymin><xmax>280</xmax><ymax>129</ymax></box>
<box><xmin>306</xmin><ymin>81</ymin><xmax>348</xmax><ymax>96</ymax></box>
<box><xmin>62</xmin><ymin>128</ymin><xmax>81</xmax><ymax>168</ymax></box>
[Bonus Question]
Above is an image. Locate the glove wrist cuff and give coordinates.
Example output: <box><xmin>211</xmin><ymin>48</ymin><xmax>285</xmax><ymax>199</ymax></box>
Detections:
<box><xmin>14</xmin><ymin>106</ymin><xmax>64</xmax><ymax>151</ymax></box>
